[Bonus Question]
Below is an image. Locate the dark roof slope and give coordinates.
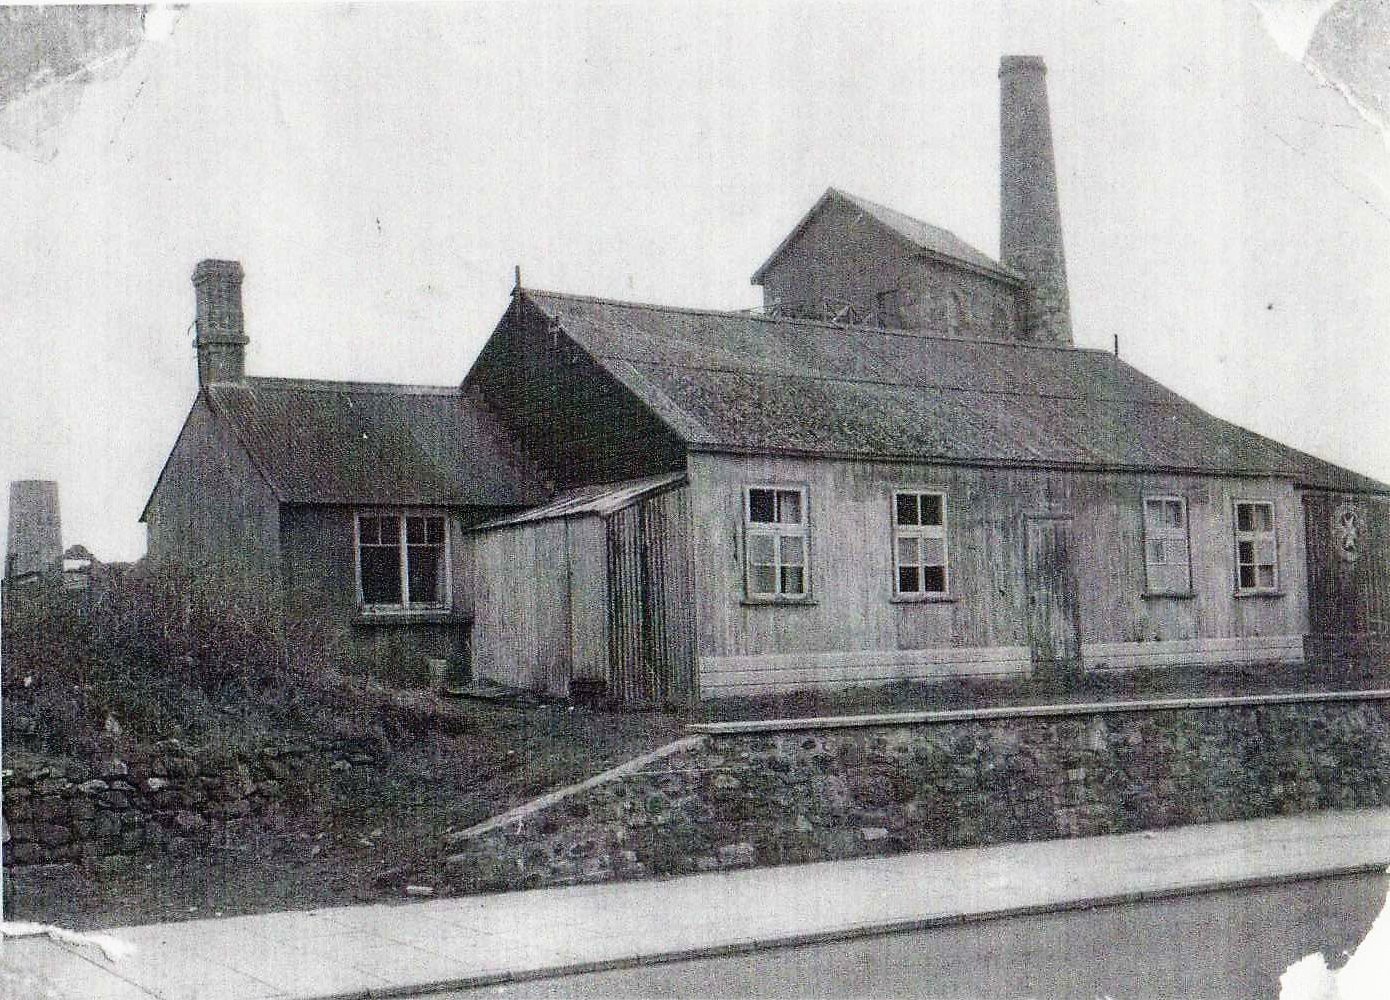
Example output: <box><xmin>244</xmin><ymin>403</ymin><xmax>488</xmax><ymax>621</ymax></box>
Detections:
<box><xmin>751</xmin><ymin>187</ymin><xmax>1023</xmax><ymax>285</ymax></box>
<box><xmin>522</xmin><ymin>289</ymin><xmax>1389</xmax><ymax>494</ymax></box>
<box><xmin>203</xmin><ymin>377</ymin><xmax>548</xmax><ymax>507</ymax></box>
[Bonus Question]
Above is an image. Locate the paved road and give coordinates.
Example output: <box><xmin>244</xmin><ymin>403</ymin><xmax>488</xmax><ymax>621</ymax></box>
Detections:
<box><xmin>450</xmin><ymin>872</ymin><xmax>1388</xmax><ymax>1000</ymax></box>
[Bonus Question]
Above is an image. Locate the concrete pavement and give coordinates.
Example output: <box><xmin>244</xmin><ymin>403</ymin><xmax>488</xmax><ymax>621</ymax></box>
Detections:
<box><xmin>6</xmin><ymin>808</ymin><xmax>1390</xmax><ymax>1000</ymax></box>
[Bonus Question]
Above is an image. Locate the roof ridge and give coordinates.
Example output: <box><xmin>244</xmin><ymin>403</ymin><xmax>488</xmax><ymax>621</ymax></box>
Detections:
<box><xmin>522</xmin><ymin>287</ymin><xmax>746</xmax><ymax>321</ymax></box>
<box><xmin>602</xmin><ymin>355</ymin><xmax>1160</xmax><ymax>406</ymax></box>
<box><xmin>523</xmin><ymin>286</ymin><xmax>1101</xmax><ymax>354</ymax></box>
<box><xmin>246</xmin><ymin>376</ymin><xmax>462</xmax><ymax>396</ymax></box>
<box><xmin>830</xmin><ymin>187</ymin><xmax>971</xmax><ymax>245</ymax></box>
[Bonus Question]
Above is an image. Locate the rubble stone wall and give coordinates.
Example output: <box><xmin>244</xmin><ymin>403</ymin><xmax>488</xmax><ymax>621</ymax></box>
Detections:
<box><xmin>444</xmin><ymin>699</ymin><xmax>1390</xmax><ymax>892</ymax></box>
<box><xmin>3</xmin><ymin>740</ymin><xmax>326</xmax><ymax>870</ymax></box>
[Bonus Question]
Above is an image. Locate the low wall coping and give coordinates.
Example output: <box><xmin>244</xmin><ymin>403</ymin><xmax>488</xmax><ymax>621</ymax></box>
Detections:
<box><xmin>687</xmin><ymin>688</ymin><xmax>1390</xmax><ymax>736</ymax></box>
<box><xmin>446</xmin><ymin>735</ymin><xmax>707</xmax><ymax>843</ymax></box>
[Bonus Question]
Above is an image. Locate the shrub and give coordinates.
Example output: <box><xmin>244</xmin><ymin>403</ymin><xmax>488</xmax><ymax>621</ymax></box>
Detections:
<box><xmin>3</xmin><ymin>564</ymin><xmax>290</xmax><ymax>757</ymax></box>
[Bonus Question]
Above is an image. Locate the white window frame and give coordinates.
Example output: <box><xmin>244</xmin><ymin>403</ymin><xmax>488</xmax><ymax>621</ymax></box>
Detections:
<box><xmin>743</xmin><ymin>485</ymin><xmax>811</xmax><ymax>602</ymax></box>
<box><xmin>892</xmin><ymin>490</ymin><xmax>949</xmax><ymax>598</ymax></box>
<box><xmin>1232</xmin><ymin>499</ymin><xmax>1279</xmax><ymax>594</ymax></box>
<box><xmin>1142</xmin><ymin>495</ymin><xmax>1192</xmax><ymax>595</ymax></box>
<box><xmin>353</xmin><ymin>509</ymin><xmax>452</xmax><ymax>611</ymax></box>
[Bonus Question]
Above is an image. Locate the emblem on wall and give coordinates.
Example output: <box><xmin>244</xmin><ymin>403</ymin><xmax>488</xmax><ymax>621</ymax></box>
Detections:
<box><xmin>1331</xmin><ymin>502</ymin><xmax>1364</xmax><ymax>563</ymax></box>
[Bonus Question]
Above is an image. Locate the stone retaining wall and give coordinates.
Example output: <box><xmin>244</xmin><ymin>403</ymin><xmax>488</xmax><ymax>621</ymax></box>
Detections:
<box><xmin>2</xmin><ymin>739</ymin><xmax>332</xmax><ymax>871</ymax></box>
<box><xmin>442</xmin><ymin>699</ymin><xmax>1390</xmax><ymax>892</ymax></box>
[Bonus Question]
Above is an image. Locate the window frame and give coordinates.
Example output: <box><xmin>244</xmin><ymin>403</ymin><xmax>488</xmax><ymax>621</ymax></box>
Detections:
<box><xmin>1231</xmin><ymin>499</ymin><xmax>1280</xmax><ymax>595</ymax></box>
<box><xmin>353</xmin><ymin>509</ymin><xmax>452</xmax><ymax>612</ymax></box>
<box><xmin>1141</xmin><ymin>494</ymin><xmax>1192</xmax><ymax>597</ymax></box>
<box><xmin>742</xmin><ymin>484</ymin><xmax>812</xmax><ymax>603</ymax></box>
<box><xmin>891</xmin><ymin>489</ymin><xmax>950</xmax><ymax>600</ymax></box>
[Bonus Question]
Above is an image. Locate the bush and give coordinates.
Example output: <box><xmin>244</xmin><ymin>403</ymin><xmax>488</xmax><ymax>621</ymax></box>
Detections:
<box><xmin>92</xmin><ymin>562</ymin><xmax>285</xmax><ymax>693</ymax></box>
<box><xmin>2</xmin><ymin>564</ymin><xmax>290</xmax><ymax>757</ymax></box>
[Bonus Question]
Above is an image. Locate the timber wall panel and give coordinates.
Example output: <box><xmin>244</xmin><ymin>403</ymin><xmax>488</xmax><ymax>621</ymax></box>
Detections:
<box><xmin>144</xmin><ymin>396</ymin><xmax>281</xmax><ymax>593</ymax></box>
<box><xmin>688</xmin><ymin>453</ymin><xmax>1309</xmax><ymax>685</ymax></box>
<box><xmin>606</xmin><ymin>487</ymin><xmax>697</xmax><ymax>703</ymax></box>
<box><xmin>470</xmin><ymin>520</ymin><xmax>572</xmax><ymax>695</ymax></box>
<box><xmin>701</xmin><ymin>646</ymin><xmax>1032</xmax><ymax>698</ymax></box>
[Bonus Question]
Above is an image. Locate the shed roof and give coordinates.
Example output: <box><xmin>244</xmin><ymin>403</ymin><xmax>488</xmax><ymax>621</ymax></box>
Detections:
<box><xmin>202</xmin><ymin>377</ymin><xmax>548</xmax><ymax>507</ymax></box>
<box><xmin>520</xmin><ymin>289</ymin><xmax>1390</xmax><ymax>494</ymax></box>
<box><xmin>474</xmin><ymin>472</ymin><xmax>687</xmax><ymax>530</ymax></box>
<box><xmin>751</xmin><ymin>187</ymin><xmax>1023</xmax><ymax>285</ymax></box>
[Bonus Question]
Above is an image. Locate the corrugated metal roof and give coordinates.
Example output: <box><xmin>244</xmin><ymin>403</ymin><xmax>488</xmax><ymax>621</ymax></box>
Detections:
<box><xmin>521</xmin><ymin>289</ymin><xmax>1390</xmax><ymax>494</ymax></box>
<box><xmin>473</xmin><ymin>472</ymin><xmax>687</xmax><ymax>530</ymax></box>
<box><xmin>205</xmin><ymin>377</ymin><xmax>549</xmax><ymax>507</ymax></box>
<box><xmin>751</xmin><ymin>187</ymin><xmax>1023</xmax><ymax>285</ymax></box>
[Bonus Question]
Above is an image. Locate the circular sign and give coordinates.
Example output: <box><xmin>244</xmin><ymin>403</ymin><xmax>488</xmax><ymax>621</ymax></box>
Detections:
<box><xmin>1331</xmin><ymin>502</ymin><xmax>1364</xmax><ymax>563</ymax></box>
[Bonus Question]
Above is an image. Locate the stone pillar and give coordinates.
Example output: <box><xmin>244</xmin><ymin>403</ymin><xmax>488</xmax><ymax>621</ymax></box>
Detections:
<box><xmin>6</xmin><ymin>480</ymin><xmax>62</xmax><ymax>582</ymax></box>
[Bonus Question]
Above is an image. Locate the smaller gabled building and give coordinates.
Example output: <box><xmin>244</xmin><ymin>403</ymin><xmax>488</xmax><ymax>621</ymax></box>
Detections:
<box><xmin>751</xmin><ymin>186</ymin><xmax>1025</xmax><ymax>338</ymax></box>
<box><xmin>141</xmin><ymin>260</ymin><xmax>547</xmax><ymax>678</ymax></box>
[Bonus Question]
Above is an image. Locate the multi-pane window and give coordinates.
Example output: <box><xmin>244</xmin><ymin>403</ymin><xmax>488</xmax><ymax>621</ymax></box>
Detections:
<box><xmin>1234</xmin><ymin>501</ymin><xmax>1278</xmax><ymax>592</ymax></box>
<box><xmin>1143</xmin><ymin>496</ymin><xmax>1191</xmax><ymax>594</ymax></box>
<box><xmin>893</xmin><ymin>491</ymin><xmax>948</xmax><ymax>596</ymax></box>
<box><xmin>745</xmin><ymin>487</ymin><xmax>809</xmax><ymax>599</ymax></box>
<box><xmin>356</xmin><ymin>512</ymin><xmax>448</xmax><ymax>608</ymax></box>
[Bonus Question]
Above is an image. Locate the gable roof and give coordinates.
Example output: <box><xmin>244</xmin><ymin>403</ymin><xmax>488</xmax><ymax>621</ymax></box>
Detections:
<box><xmin>144</xmin><ymin>377</ymin><xmax>549</xmax><ymax>516</ymax></box>
<box><xmin>473</xmin><ymin>472</ymin><xmax>687</xmax><ymax>530</ymax></box>
<box><xmin>751</xmin><ymin>187</ymin><xmax>1023</xmax><ymax>286</ymax></box>
<box><xmin>519</xmin><ymin>288</ymin><xmax>1390</xmax><ymax>495</ymax></box>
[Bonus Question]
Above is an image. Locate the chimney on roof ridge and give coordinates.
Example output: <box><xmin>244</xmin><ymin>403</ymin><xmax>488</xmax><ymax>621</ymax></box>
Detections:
<box><xmin>192</xmin><ymin>258</ymin><xmax>247</xmax><ymax>385</ymax></box>
<box><xmin>999</xmin><ymin>55</ymin><xmax>1073</xmax><ymax>346</ymax></box>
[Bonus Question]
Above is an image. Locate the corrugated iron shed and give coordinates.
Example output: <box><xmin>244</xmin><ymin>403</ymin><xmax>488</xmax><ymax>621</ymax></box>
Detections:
<box><xmin>521</xmin><ymin>289</ymin><xmax>1390</xmax><ymax>495</ymax></box>
<box><xmin>474</xmin><ymin>472</ymin><xmax>687</xmax><ymax>530</ymax></box>
<box><xmin>203</xmin><ymin>377</ymin><xmax>549</xmax><ymax>507</ymax></box>
<box><xmin>751</xmin><ymin>187</ymin><xmax>1024</xmax><ymax>285</ymax></box>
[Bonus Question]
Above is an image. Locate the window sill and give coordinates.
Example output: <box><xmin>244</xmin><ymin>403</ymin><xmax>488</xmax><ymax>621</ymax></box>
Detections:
<box><xmin>1234</xmin><ymin>590</ymin><xmax>1285</xmax><ymax>599</ymax></box>
<box><xmin>741</xmin><ymin>597</ymin><xmax>818</xmax><ymax>608</ymax></box>
<box><xmin>1142</xmin><ymin>591</ymin><xmax>1195</xmax><ymax>600</ymax></box>
<box><xmin>890</xmin><ymin>594</ymin><xmax>957</xmax><ymax>604</ymax></box>
<box><xmin>354</xmin><ymin>608</ymin><xmax>462</xmax><ymax>626</ymax></box>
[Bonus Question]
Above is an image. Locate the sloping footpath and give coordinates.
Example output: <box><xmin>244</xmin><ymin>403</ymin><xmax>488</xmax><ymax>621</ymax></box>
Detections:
<box><xmin>7</xmin><ymin>807</ymin><xmax>1390</xmax><ymax>1000</ymax></box>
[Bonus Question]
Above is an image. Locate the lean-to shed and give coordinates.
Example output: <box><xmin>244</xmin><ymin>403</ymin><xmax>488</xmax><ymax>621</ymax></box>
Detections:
<box><xmin>465</xmin><ymin>472</ymin><xmax>696</xmax><ymax>703</ymax></box>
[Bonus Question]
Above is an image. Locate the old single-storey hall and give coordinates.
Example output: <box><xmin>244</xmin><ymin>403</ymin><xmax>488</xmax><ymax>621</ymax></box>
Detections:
<box><xmin>143</xmin><ymin>56</ymin><xmax>1390</xmax><ymax>702</ymax></box>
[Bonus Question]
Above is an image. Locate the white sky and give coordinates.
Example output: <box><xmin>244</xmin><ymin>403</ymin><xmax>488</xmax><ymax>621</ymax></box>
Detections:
<box><xmin>3</xmin><ymin>1</ymin><xmax>1389</xmax><ymax>562</ymax></box>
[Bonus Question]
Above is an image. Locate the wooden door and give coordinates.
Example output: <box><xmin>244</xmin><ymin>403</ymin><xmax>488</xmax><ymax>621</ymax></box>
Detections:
<box><xmin>1024</xmin><ymin>514</ymin><xmax>1082</xmax><ymax>682</ymax></box>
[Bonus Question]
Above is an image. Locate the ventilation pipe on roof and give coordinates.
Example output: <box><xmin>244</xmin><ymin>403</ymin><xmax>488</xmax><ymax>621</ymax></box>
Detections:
<box><xmin>999</xmin><ymin>55</ymin><xmax>1073</xmax><ymax>346</ymax></box>
<box><xmin>192</xmin><ymin>258</ymin><xmax>247</xmax><ymax>385</ymax></box>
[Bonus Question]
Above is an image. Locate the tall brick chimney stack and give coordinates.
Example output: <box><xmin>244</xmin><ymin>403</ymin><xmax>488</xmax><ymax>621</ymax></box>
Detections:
<box><xmin>999</xmin><ymin>55</ymin><xmax>1073</xmax><ymax>346</ymax></box>
<box><xmin>193</xmin><ymin>259</ymin><xmax>247</xmax><ymax>385</ymax></box>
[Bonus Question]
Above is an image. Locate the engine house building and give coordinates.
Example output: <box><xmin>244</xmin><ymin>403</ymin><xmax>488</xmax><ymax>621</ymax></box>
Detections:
<box><xmin>142</xmin><ymin>56</ymin><xmax>1390</xmax><ymax>702</ymax></box>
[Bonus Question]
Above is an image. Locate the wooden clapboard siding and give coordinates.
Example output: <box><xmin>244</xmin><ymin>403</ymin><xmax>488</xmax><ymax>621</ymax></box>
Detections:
<box><xmin>1082</xmin><ymin>635</ymin><xmax>1304</xmax><ymax>672</ymax></box>
<box><xmin>465</xmin><ymin>295</ymin><xmax>686</xmax><ymax>489</ymax></box>
<box><xmin>566</xmin><ymin>517</ymin><xmax>609</xmax><ymax>683</ymax></box>
<box><xmin>468</xmin><ymin>519</ymin><xmax>572</xmax><ymax>695</ymax></box>
<box><xmin>143</xmin><ymin>395</ymin><xmax>281</xmax><ymax>593</ymax></box>
<box><xmin>700</xmin><ymin>645</ymin><xmax>1031</xmax><ymax>698</ymax></box>
<box><xmin>687</xmin><ymin>453</ymin><xmax>1310</xmax><ymax>684</ymax></box>
<box><xmin>1304</xmin><ymin>492</ymin><xmax>1390</xmax><ymax>647</ymax></box>
<box><xmin>606</xmin><ymin>486</ymin><xmax>697</xmax><ymax>703</ymax></box>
